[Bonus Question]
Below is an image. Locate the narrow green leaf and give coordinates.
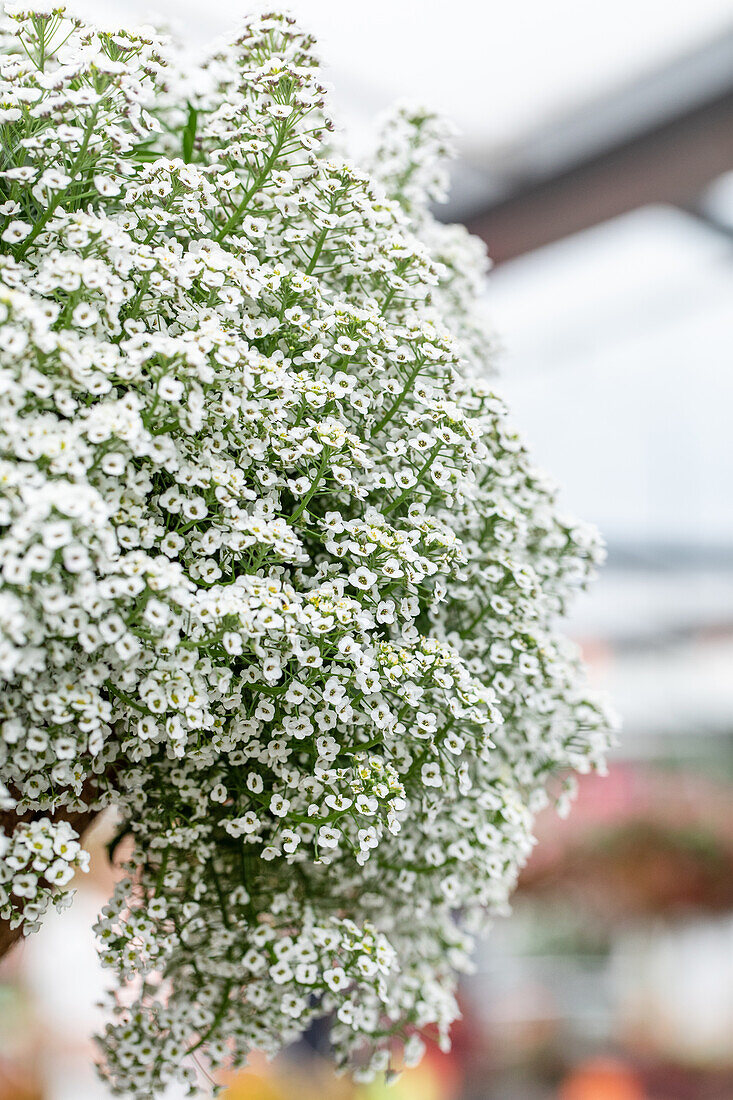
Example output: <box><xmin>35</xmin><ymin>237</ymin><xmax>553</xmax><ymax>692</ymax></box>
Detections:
<box><xmin>182</xmin><ymin>101</ymin><xmax>198</xmax><ymax>163</ymax></box>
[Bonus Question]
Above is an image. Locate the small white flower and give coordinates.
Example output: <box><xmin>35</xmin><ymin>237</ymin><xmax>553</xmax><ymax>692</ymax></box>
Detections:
<box><xmin>270</xmin><ymin>794</ymin><xmax>290</xmax><ymax>817</ymax></box>
<box><xmin>323</xmin><ymin>966</ymin><xmax>349</xmax><ymax>993</ymax></box>
<box><xmin>1</xmin><ymin>220</ymin><xmax>31</xmax><ymax>243</ymax></box>
<box><xmin>93</xmin><ymin>174</ymin><xmax>122</xmax><ymax>197</ymax></box>
<box><xmin>348</xmin><ymin>566</ymin><xmax>378</xmax><ymax>591</ymax></box>
<box><xmin>157</xmin><ymin>376</ymin><xmax>184</xmax><ymax>401</ymax></box>
<box><xmin>421</xmin><ymin>762</ymin><xmax>442</xmax><ymax>788</ymax></box>
<box><xmin>12</xmin><ymin>874</ymin><xmax>38</xmax><ymax>899</ymax></box>
<box><xmin>72</xmin><ymin>303</ymin><xmax>99</xmax><ymax>328</ymax></box>
<box><xmin>45</xmin><ymin>859</ymin><xmax>76</xmax><ymax>887</ymax></box>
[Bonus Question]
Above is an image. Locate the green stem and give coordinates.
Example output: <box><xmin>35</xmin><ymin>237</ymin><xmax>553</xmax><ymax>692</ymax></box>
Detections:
<box><xmin>215</xmin><ymin>129</ymin><xmax>287</xmax><ymax>242</ymax></box>
<box><xmin>289</xmin><ymin>447</ymin><xmax>331</xmax><ymax>524</ymax></box>
<box><xmin>16</xmin><ymin>103</ymin><xmax>100</xmax><ymax>259</ymax></box>
<box><xmin>305</xmin><ymin>226</ymin><xmax>328</xmax><ymax>275</ymax></box>
<box><xmin>105</xmin><ymin>681</ymin><xmax>149</xmax><ymax>715</ymax></box>
<box><xmin>154</xmin><ymin>847</ymin><xmax>170</xmax><ymax>893</ymax></box>
<box><xmin>186</xmin><ymin>980</ymin><xmax>233</xmax><ymax>1056</ymax></box>
<box><xmin>209</xmin><ymin>863</ymin><xmax>231</xmax><ymax>928</ymax></box>
<box><xmin>460</xmin><ymin>598</ymin><xmax>491</xmax><ymax>637</ymax></box>
<box><xmin>384</xmin><ymin>442</ymin><xmax>441</xmax><ymax>514</ymax></box>
<box><xmin>371</xmin><ymin>359</ymin><xmax>424</xmax><ymax>435</ymax></box>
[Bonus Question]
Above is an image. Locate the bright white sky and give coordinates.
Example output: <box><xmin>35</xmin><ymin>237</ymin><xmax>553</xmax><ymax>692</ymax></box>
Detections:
<box><xmin>69</xmin><ymin>0</ymin><xmax>733</xmax><ymax>155</ymax></box>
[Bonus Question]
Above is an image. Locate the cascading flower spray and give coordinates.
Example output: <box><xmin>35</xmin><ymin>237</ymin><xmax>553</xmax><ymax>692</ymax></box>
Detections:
<box><xmin>0</xmin><ymin>6</ymin><xmax>612</xmax><ymax>1095</ymax></box>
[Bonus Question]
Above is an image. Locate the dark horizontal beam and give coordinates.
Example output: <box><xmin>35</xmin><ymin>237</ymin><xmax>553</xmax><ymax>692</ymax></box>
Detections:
<box><xmin>463</xmin><ymin>88</ymin><xmax>733</xmax><ymax>263</ymax></box>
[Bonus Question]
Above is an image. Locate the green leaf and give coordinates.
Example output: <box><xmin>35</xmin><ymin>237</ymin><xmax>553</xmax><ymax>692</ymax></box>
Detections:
<box><xmin>182</xmin><ymin>101</ymin><xmax>198</xmax><ymax>163</ymax></box>
<box><xmin>124</xmin><ymin>140</ymin><xmax>162</xmax><ymax>163</ymax></box>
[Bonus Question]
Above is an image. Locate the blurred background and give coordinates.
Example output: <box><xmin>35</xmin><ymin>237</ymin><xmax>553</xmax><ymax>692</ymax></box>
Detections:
<box><xmin>2</xmin><ymin>1</ymin><xmax>733</xmax><ymax>1097</ymax></box>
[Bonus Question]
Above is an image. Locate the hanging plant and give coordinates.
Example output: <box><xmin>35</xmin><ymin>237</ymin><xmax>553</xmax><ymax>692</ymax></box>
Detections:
<box><xmin>0</xmin><ymin>7</ymin><xmax>611</xmax><ymax>1095</ymax></box>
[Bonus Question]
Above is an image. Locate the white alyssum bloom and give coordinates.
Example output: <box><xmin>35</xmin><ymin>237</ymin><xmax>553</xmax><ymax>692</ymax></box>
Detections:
<box><xmin>1</xmin><ymin>219</ymin><xmax>31</xmax><ymax>242</ymax></box>
<box><xmin>0</xmin><ymin>8</ymin><xmax>614</xmax><ymax>1097</ymax></box>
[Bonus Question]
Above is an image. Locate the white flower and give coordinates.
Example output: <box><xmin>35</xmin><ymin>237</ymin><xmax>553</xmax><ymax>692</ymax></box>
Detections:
<box><xmin>45</xmin><ymin>858</ymin><xmax>76</xmax><ymax>886</ymax></box>
<box><xmin>269</xmin><ymin>960</ymin><xmax>294</xmax><ymax>985</ymax></box>
<box><xmin>157</xmin><ymin>376</ymin><xmax>184</xmax><ymax>401</ymax></box>
<box><xmin>348</xmin><ymin>566</ymin><xmax>378</xmax><ymax>591</ymax></box>
<box><xmin>12</xmin><ymin>873</ymin><xmax>38</xmax><ymax>898</ymax></box>
<box><xmin>317</xmin><ymin>825</ymin><xmax>341</xmax><ymax>849</ymax></box>
<box><xmin>1</xmin><ymin>220</ymin><xmax>32</xmax><ymax>243</ymax></box>
<box><xmin>38</xmin><ymin>168</ymin><xmax>71</xmax><ymax>189</ymax></box>
<box><xmin>421</xmin><ymin>762</ymin><xmax>442</xmax><ymax>787</ymax></box>
<box><xmin>323</xmin><ymin>966</ymin><xmax>349</xmax><ymax>993</ymax></box>
<box><xmin>270</xmin><ymin>794</ymin><xmax>290</xmax><ymax>817</ymax></box>
<box><xmin>72</xmin><ymin>303</ymin><xmax>98</xmax><ymax>328</ymax></box>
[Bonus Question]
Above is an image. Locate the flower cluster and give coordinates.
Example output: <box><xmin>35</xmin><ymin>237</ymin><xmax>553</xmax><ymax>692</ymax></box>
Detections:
<box><xmin>0</xmin><ymin>7</ymin><xmax>612</xmax><ymax>1096</ymax></box>
<box><xmin>0</xmin><ymin>813</ymin><xmax>89</xmax><ymax>931</ymax></box>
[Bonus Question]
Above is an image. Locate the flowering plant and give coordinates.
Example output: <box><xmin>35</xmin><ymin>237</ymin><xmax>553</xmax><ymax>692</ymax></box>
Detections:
<box><xmin>0</xmin><ymin>6</ymin><xmax>610</xmax><ymax>1095</ymax></box>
